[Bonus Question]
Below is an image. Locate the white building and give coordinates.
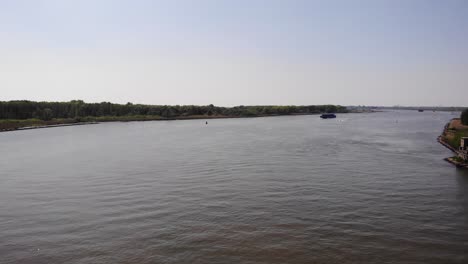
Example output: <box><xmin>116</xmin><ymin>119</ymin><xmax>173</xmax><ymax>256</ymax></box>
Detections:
<box><xmin>459</xmin><ymin>137</ymin><xmax>468</xmax><ymax>161</ymax></box>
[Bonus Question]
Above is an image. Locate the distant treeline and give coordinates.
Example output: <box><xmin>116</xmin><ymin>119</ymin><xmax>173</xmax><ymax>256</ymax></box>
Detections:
<box><xmin>0</xmin><ymin>100</ymin><xmax>348</xmax><ymax>120</ymax></box>
<box><xmin>374</xmin><ymin>106</ymin><xmax>467</xmax><ymax>112</ymax></box>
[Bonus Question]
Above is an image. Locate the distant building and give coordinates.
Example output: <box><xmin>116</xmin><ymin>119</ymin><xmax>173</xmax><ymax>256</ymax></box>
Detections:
<box><xmin>461</xmin><ymin>137</ymin><xmax>468</xmax><ymax>149</ymax></box>
<box><xmin>459</xmin><ymin>137</ymin><xmax>468</xmax><ymax>161</ymax></box>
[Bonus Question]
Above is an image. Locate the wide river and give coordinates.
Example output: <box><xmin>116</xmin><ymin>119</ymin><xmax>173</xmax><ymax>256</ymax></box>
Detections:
<box><xmin>1</xmin><ymin>111</ymin><xmax>467</xmax><ymax>264</ymax></box>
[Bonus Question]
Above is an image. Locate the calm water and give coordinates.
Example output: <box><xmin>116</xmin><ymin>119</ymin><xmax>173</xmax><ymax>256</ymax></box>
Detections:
<box><xmin>1</xmin><ymin>111</ymin><xmax>467</xmax><ymax>264</ymax></box>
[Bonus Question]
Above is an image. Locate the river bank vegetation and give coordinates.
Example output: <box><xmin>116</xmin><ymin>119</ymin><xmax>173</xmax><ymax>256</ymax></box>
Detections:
<box><xmin>462</xmin><ymin>109</ymin><xmax>468</xmax><ymax>125</ymax></box>
<box><xmin>438</xmin><ymin>110</ymin><xmax>468</xmax><ymax>167</ymax></box>
<box><xmin>0</xmin><ymin>100</ymin><xmax>348</xmax><ymax>131</ymax></box>
<box><xmin>441</xmin><ymin>115</ymin><xmax>468</xmax><ymax>149</ymax></box>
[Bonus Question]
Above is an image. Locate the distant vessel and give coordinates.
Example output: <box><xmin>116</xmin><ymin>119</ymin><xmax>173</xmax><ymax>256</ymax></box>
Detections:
<box><xmin>320</xmin><ymin>113</ymin><xmax>336</xmax><ymax>119</ymax></box>
<box><xmin>418</xmin><ymin>109</ymin><xmax>424</xmax><ymax>112</ymax></box>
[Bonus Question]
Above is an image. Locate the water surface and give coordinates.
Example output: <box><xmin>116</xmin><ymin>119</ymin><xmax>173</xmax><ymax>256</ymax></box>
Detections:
<box><xmin>1</xmin><ymin>111</ymin><xmax>467</xmax><ymax>264</ymax></box>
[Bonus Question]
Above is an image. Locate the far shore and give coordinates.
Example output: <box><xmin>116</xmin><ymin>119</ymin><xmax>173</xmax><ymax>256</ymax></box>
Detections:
<box><xmin>0</xmin><ymin>100</ymin><xmax>355</xmax><ymax>132</ymax></box>
<box><xmin>0</xmin><ymin>112</ymin><xmax>362</xmax><ymax>133</ymax></box>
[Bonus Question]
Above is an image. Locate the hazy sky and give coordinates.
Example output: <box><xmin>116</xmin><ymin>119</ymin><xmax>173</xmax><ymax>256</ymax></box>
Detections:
<box><xmin>1</xmin><ymin>0</ymin><xmax>467</xmax><ymax>106</ymax></box>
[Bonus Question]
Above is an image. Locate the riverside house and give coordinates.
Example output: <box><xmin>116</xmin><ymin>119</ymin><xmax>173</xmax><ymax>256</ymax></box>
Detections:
<box><xmin>459</xmin><ymin>137</ymin><xmax>468</xmax><ymax>161</ymax></box>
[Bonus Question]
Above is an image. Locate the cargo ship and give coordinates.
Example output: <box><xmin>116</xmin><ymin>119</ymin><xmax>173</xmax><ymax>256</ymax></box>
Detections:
<box><xmin>320</xmin><ymin>113</ymin><xmax>336</xmax><ymax>119</ymax></box>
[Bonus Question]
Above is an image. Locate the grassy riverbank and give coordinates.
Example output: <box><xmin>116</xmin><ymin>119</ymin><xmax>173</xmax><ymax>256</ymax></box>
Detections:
<box><xmin>0</xmin><ymin>115</ymin><xmax>213</xmax><ymax>131</ymax></box>
<box><xmin>0</xmin><ymin>113</ymin><xmax>328</xmax><ymax>131</ymax></box>
<box><xmin>439</xmin><ymin>118</ymin><xmax>468</xmax><ymax>168</ymax></box>
<box><xmin>0</xmin><ymin>118</ymin><xmax>79</xmax><ymax>131</ymax></box>
<box><xmin>1</xmin><ymin>112</ymin><xmax>348</xmax><ymax>132</ymax></box>
<box><xmin>441</xmin><ymin>118</ymin><xmax>468</xmax><ymax>149</ymax></box>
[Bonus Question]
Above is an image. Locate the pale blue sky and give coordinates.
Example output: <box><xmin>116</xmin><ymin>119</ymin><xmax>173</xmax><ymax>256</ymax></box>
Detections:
<box><xmin>1</xmin><ymin>0</ymin><xmax>467</xmax><ymax>106</ymax></box>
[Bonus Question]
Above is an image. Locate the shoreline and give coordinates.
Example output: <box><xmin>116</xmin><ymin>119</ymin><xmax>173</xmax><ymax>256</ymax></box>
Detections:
<box><xmin>438</xmin><ymin>119</ymin><xmax>468</xmax><ymax>169</ymax></box>
<box><xmin>0</xmin><ymin>122</ymin><xmax>99</xmax><ymax>133</ymax></box>
<box><xmin>444</xmin><ymin>157</ymin><xmax>468</xmax><ymax>168</ymax></box>
<box><xmin>0</xmin><ymin>112</ymin><xmax>357</xmax><ymax>133</ymax></box>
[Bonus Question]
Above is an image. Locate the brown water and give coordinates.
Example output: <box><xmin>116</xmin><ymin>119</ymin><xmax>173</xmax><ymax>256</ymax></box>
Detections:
<box><xmin>1</xmin><ymin>111</ymin><xmax>467</xmax><ymax>264</ymax></box>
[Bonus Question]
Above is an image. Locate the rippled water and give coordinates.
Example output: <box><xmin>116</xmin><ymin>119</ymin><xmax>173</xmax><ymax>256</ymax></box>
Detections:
<box><xmin>1</xmin><ymin>111</ymin><xmax>467</xmax><ymax>264</ymax></box>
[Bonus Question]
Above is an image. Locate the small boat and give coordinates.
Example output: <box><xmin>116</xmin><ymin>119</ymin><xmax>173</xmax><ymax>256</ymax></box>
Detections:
<box><xmin>320</xmin><ymin>113</ymin><xmax>336</xmax><ymax>119</ymax></box>
<box><xmin>418</xmin><ymin>109</ymin><xmax>424</xmax><ymax>112</ymax></box>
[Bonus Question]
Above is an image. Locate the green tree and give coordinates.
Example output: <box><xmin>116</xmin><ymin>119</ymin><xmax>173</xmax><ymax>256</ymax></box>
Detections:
<box><xmin>42</xmin><ymin>108</ymin><xmax>53</xmax><ymax>121</ymax></box>
<box><xmin>461</xmin><ymin>109</ymin><xmax>468</xmax><ymax>125</ymax></box>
